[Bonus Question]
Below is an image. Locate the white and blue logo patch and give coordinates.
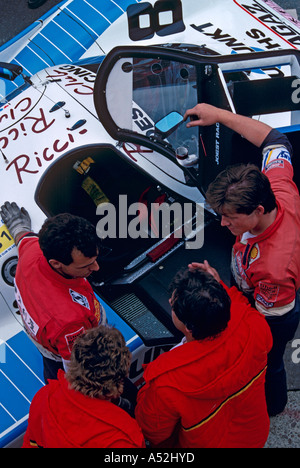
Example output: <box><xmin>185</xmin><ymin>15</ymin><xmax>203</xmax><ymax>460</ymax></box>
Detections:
<box><xmin>262</xmin><ymin>147</ymin><xmax>292</xmax><ymax>171</ymax></box>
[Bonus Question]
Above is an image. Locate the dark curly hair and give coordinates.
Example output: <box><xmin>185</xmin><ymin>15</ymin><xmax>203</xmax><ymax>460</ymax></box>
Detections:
<box><xmin>38</xmin><ymin>213</ymin><xmax>99</xmax><ymax>264</ymax></box>
<box><xmin>169</xmin><ymin>268</ymin><xmax>231</xmax><ymax>340</ymax></box>
<box><xmin>66</xmin><ymin>326</ymin><xmax>132</xmax><ymax>400</ymax></box>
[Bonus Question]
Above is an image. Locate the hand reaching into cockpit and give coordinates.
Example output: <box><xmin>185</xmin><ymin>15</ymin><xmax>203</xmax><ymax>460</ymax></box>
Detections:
<box><xmin>184</xmin><ymin>103</ymin><xmax>222</xmax><ymax>128</ymax></box>
<box><xmin>184</xmin><ymin>103</ymin><xmax>272</xmax><ymax>147</ymax></box>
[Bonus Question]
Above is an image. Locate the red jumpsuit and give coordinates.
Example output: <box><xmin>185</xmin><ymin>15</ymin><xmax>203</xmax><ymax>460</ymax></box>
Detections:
<box><xmin>231</xmin><ymin>131</ymin><xmax>300</xmax><ymax>316</ymax></box>
<box><xmin>23</xmin><ymin>370</ymin><xmax>145</xmax><ymax>448</ymax></box>
<box><xmin>135</xmin><ymin>284</ymin><xmax>273</xmax><ymax>448</ymax></box>
<box><xmin>232</xmin><ymin>129</ymin><xmax>300</xmax><ymax>416</ymax></box>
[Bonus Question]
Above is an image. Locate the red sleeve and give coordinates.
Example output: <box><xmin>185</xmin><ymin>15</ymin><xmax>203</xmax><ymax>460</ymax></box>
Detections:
<box><xmin>135</xmin><ymin>381</ymin><xmax>180</xmax><ymax>447</ymax></box>
<box><xmin>253</xmin><ymin>277</ymin><xmax>296</xmax><ymax>316</ymax></box>
<box><xmin>22</xmin><ymin>385</ymin><xmax>48</xmax><ymax>448</ymax></box>
<box><xmin>18</xmin><ymin>235</ymin><xmax>39</xmax><ymax>256</ymax></box>
<box><xmin>220</xmin><ymin>280</ymin><xmax>251</xmax><ymax>307</ymax></box>
<box><xmin>45</xmin><ymin>322</ymin><xmax>87</xmax><ymax>361</ymax></box>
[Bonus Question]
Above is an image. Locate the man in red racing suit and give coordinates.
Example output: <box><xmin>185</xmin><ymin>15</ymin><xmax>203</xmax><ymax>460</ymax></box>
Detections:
<box><xmin>184</xmin><ymin>103</ymin><xmax>300</xmax><ymax>416</ymax></box>
<box><xmin>15</xmin><ymin>235</ymin><xmax>105</xmax><ymax>373</ymax></box>
<box><xmin>0</xmin><ymin>205</ymin><xmax>106</xmax><ymax>383</ymax></box>
<box><xmin>135</xmin><ymin>268</ymin><xmax>273</xmax><ymax>448</ymax></box>
<box><xmin>231</xmin><ymin>131</ymin><xmax>300</xmax><ymax>316</ymax></box>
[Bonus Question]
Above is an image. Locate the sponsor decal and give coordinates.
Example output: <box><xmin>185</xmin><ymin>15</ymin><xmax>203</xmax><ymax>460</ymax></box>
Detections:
<box><xmin>258</xmin><ymin>281</ymin><xmax>279</xmax><ymax>302</ymax></box>
<box><xmin>2</xmin><ymin>66</ymin><xmax>93</xmax><ymax>184</ymax></box>
<box><xmin>69</xmin><ymin>289</ymin><xmax>90</xmax><ymax>309</ymax></box>
<box><xmin>262</xmin><ymin>147</ymin><xmax>292</xmax><ymax>170</ymax></box>
<box><xmin>232</xmin><ymin>250</ymin><xmax>254</xmax><ymax>293</ymax></box>
<box><xmin>264</xmin><ymin>159</ymin><xmax>285</xmax><ymax>172</ymax></box>
<box><xmin>233</xmin><ymin>251</ymin><xmax>248</xmax><ymax>280</ymax></box>
<box><xmin>256</xmin><ymin>293</ymin><xmax>274</xmax><ymax>308</ymax></box>
<box><xmin>234</xmin><ymin>0</ymin><xmax>300</xmax><ymax>49</ymax></box>
<box><xmin>94</xmin><ymin>299</ymin><xmax>106</xmax><ymax>324</ymax></box>
<box><xmin>192</xmin><ymin>0</ymin><xmax>300</xmax><ymax>53</ymax></box>
<box><xmin>191</xmin><ymin>20</ymin><xmax>281</xmax><ymax>53</ymax></box>
<box><xmin>249</xmin><ymin>244</ymin><xmax>260</xmax><ymax>264</ymax></box>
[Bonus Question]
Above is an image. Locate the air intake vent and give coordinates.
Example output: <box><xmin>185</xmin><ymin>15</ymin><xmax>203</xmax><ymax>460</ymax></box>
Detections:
<box><xmin>111</xmin><ymin>293</ymin><xmax>175</xmax><ymax>345</ymax></box>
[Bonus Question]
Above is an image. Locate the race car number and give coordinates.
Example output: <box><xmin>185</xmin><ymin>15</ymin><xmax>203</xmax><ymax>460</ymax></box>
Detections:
<box><xmin>0</xmin><ymin>225</ymin><xmax>14</xmax><ymax>257</ymax></box>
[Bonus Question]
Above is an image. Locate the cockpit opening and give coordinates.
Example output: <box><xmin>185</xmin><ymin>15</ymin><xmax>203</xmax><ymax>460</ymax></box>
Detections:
<box><xmin>35</xmin><ymin>144</ymin><xmax>192</xmax><ymax>283</ymax></box>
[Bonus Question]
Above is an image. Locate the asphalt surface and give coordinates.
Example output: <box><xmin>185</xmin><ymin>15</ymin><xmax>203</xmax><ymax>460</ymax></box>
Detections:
<box><xmin>0</xmin><ymin>0</ymin><xmax>62</xmax><ymax>46</ymax></box>
<box><xmin>276</xmin><ymin>0</ymin><xmax>300</xmax><ymax>17</ymax></box>
<box><xmin>0</xmin><ymin>0</ymin><xmax>299</xmax><ymax>449</ymax></box>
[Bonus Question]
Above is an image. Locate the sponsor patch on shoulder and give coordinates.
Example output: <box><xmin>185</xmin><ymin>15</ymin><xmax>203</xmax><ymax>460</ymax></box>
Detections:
<box><xmin>256</xmin><ymin>294</ymin><xmax>274</xmax><ymax>309</ymax></box>
<box><xmin>262</xmin><ymin>147</ymin><xmax>292</xmax><ymax>170</ymax></box>
<box><xmin>264</xmin><ymin>159</ymin><xmax>285</xmax><ymax>172</ymax></box>
<box><xmin>258</xmin><ymin>282</ymin><xmax>280</xmax><ymax>303</ymax></box>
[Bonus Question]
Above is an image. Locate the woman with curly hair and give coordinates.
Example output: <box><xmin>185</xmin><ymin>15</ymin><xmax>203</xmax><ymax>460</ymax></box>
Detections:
<box><xmin>23</xmin><ymin>326</ymin><xmax>145</xmax><ymax>448</ymax></box>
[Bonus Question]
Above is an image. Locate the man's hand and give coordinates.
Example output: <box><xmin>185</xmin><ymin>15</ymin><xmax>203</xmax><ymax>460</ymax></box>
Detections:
<box><xmin>188</xmin><ymin>259</ymin><xmax>221</xmax><ymax>282</ymax></box>
<box><xmin>184</xmin><ymin>103</ymin><xmax>221</xmax><ymax>128</ymax></box>
<box><xmin>0</xmin><ymin>201</ymin><xmax>31</xmax><ymax>242</ymax></box>
<box><xmin>184</xmin><ymin>103</ymin><xmax>272</xmax><ymax>147</ymax></box>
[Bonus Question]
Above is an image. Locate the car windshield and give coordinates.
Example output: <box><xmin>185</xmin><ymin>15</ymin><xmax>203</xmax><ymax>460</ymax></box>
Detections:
<box><xmin>107</xmin><ymin>56</ymin><xmax>199</xmax><ymax>159</ymax></box>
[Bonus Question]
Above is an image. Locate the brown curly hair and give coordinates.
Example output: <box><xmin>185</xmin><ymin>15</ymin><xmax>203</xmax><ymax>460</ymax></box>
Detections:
<box><xmin>66</xmin><ymin>326</ymin><xmax>132</xmax><ymax>400</ymax></box>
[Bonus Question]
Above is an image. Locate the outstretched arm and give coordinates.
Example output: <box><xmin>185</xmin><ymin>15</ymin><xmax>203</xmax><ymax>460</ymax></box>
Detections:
<box><xmin>0</xmin><ymin>201</ymin><xmax>32</xmax><ymax>245</ymax></box>
<box><xmin>184</xmin><ymin>103</ymin><xmax>272</xmax><ymax>148</ymax></box>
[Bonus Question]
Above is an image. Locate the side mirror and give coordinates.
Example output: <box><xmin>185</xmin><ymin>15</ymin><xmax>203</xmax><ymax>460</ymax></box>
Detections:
<box><xmin>0</xmin><ymin>62</ymin><xmax>23</xmax><ymax>81</ymax></box>
<box><xmin>155</xmin><ymin>111</ymin><xmax>184</xmax><ymax>137</ymax></box>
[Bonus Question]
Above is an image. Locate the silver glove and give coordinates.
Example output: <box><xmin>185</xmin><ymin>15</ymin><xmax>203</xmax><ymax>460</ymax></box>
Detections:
<box><xmin>0</xmin><ymin>201</ymin><xmax>31</xmax><ymax>240</ymax></box>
